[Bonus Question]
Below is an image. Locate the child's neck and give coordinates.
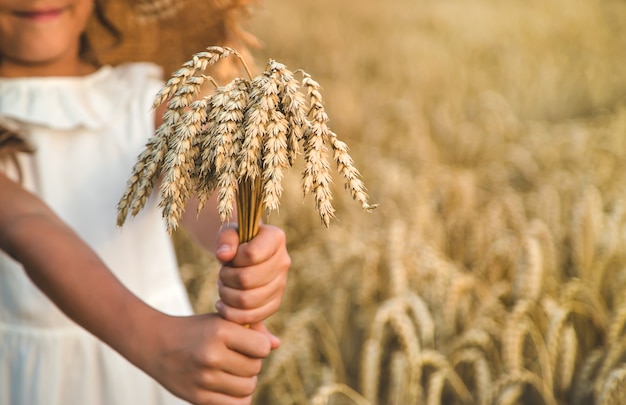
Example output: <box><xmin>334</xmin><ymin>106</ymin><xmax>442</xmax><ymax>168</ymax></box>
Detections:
<box><xmin>0</xmin><ymin>58</ymin><xmax>97</xmax><ymax>78</ymax></box>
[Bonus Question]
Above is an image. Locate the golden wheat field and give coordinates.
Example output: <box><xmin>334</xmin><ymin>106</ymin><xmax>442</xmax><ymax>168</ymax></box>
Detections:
<box><xmin>174</xmin><ymin>0</ymin><xmax>626</xmax><ymax>404</ymax></box>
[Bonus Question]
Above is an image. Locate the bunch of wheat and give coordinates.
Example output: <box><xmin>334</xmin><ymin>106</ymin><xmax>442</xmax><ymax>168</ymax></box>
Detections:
<box><xmin>116</xmin><ymin>46</ymin><xmax>375</xmax><ymax>241</ymax></box>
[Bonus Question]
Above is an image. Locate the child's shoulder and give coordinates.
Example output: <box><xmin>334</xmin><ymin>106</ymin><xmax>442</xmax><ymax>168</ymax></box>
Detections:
<box><xmin>108</xmin><ymin>62</ymin><xmax>164</xmax><ymax>84</ymax></box>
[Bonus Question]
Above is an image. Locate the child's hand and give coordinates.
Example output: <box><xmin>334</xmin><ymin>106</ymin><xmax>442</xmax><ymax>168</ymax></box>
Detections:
<box><xmin>144</xmin><ymin>313</ymin><xmax>271</xmax><ymax>405</ymax></box>
<box><xmin>214</xmin><ymin>224</ymin><xmax>290</xmax><ymax>329</ymax></box>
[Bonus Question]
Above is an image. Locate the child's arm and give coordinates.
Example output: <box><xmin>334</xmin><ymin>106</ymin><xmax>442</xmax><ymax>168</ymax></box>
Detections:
<box><xmin>0</xmin><ymin>172</ymin><xmax>273</xmax><ymax>404</ymax></box>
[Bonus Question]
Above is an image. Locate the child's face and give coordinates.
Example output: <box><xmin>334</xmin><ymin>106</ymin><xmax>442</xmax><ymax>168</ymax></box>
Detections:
<box><xmin>0</xmin><ymin>0</ymin><xmax>94</xmax><ymax>74</ymax></box>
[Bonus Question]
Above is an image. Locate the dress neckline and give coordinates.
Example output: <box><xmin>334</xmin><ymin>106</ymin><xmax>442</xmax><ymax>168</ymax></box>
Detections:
<box><xmin>0</xmin><ymin>63</ymin><xmax>162</xmax><ymax>131</ymax></box>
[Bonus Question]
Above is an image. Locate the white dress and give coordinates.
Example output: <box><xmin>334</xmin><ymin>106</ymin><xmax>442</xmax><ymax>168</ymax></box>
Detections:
<box><xmin>0</xmin><ymin>63</ymin><xmax>193</xmax><ymax>405</ymax></box>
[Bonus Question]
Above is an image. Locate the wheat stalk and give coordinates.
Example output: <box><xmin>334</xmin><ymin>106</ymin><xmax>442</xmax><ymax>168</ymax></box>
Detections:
<box><xmin>544</xmin><ymin>295</ymin><xmax>581</xmax><ymax>394</ymax></box>
<box><xmin>258</xmin><ymin>308</ymin><xmax>318</xmax><ymax>384</ymax></box>
<box><xmin>414</xmin><ymin>350</ymin><xmax>473</xmax><ymax>405</ymax></box>
<box><xmin>449</xmin><ymin>327</ymin><xmax>502</xmax><ymax>372</ymax></box>
<box><xmin>360</xmin><ymin>298</ymin><xmax>422</xmax><ymax>403</ymax></box>
<box><xmin>555</xmin><ymin>324</ymin><xmax>578</xmax><ymax>393</ymax></box>
<box><xmin>388</xmin><ymin>220</ymin><xmax>409</xmax><ymax>297</ymax></box>
<box><xmin>607</xmin><ymin>299</ymin><xmax>626</xmax><ymax>345</ymax></box>
<box><xmin>405</xmin><ymin>293</ymin><xmax>436</xmax><ymax>348</ymax></box>
<box><xmin>310</xmin><ymin>383</ymin><xmax>371</xmax><ymax>405</ymax></box>
<box><xmin>486</xmin><ymin>370</ymin><xmax>558</xmax><ymax>405</ymax></box>
<box><xmin>301</xmin><ymin>313</ymin><xmax>347</xmax><ymax>384</ymax></box>
<box><xmin>502</xmin><ymin>300</ymin><xmax>553</xmax><ymax>383</ymax></box>
<box><xmin>591</xmin><ymin>200</ymin><xmax>625</xmax><ymax>294</ymax></box>
<box><xmin>594</xmin><ymin>331</ymin><xmax>626</xmax><ymax>399</ymax></box>
<box><xmin>426</xmin><ymin>368</ymin><xmax>473</xmax><ymax>405</ymax></box>
<box><xmin>414</xmin><ymin>350</ymin><xmax>450</xmax><ymax>402</ymax></box>
<box><xmin>117</xmin><ymin>46</ymin><xmax>376</xmax><ymax>242</ymax></box>
<box><xmin>450</xmin><ymin>347</ymin><xmax>493</xmax><ymax>405</ymax></box>
<box><xmin>388</xmin><ymin>351</ymin><xmax>410</xmax><ymax>405</ymax></box>
<box><xmin>360</xmin><ymin>339</ymin><xmax>383</xmax><ymax>404</ymax></box>
<box><xmin>570</xmin><ymin>186</ymin><xmax>603</xmax><ymax>281</ymax></box>
<box><xmin>442</xmin><ymin>273</ymin><xmax>480</xmax><ymax>337</ymax></box>
<box><xmin>510</xmin><ymin>234</ymin><xmax>545</xmax><ymax>303</ymax></box>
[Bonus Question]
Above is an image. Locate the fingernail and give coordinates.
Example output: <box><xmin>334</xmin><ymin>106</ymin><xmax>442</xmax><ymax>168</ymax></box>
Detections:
<box><xmin>216</xmin><ymin>244</ymin><xmax>230</xmax><ymax>255</ymax></box>
<box><xmin>215</xmin><ymin>301</ymin><xmax>224</xmax><ymax>312</ymax></box>
<box><xmin>270</xmin><ymin>334</ymin><xmax>281</xmax><ymax>347</ymax></box>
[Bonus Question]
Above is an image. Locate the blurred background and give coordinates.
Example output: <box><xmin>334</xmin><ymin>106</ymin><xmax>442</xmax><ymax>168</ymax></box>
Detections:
<box><xmin>175</xmin><ymin>0</ymin><xmax>626</xmax><ymax>403</ymax></box>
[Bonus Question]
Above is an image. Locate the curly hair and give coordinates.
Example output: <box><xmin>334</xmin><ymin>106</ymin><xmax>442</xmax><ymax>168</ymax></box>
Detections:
<box><xmin>80</xmin><ymin>1</ymin><xmax>122</xmax><ymax>66</ymax></box>
<box><xmin>0</xmin><ymin>127</ymin><xmax>34</xmax><ymax>182</ymax></box>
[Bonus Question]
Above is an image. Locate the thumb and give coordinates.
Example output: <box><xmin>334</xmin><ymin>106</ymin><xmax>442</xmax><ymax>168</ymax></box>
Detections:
<box><xmin>215</xmin><ymin>225</ymin><xmax>239</xmax><ymax>263</ymax></box>
<box><xmin>250</xmin><ymin>322</ymin><xmax>281</xmax><ymax>350</ymax></box>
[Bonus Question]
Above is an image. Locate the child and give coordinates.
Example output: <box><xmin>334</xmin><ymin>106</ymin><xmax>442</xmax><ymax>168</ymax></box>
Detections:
<box><xmin>0</xmin><ymin>1</ymin><xmax>290</xmax><ymax>404</ymax></box>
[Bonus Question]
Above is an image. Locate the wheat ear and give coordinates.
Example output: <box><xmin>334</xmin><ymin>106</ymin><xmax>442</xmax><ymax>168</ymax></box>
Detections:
<box><xmin>273</xmin><ymin>62</ymin><xmax>307</xmax><ymax>166</ymax></box>
<box><xmin>298</xmin><ymin>72</ymin><xmax>336</xmax><ymax>226</ymax></box>
<box><xmin>159</xmin><ymin>99</ymin><xmax>206</xmax><ymax>231</ymax></box>
<box><xmin>117</xmin><ymin>46</ymin><xmax>241</xmax><ymax>228</ymax></box>
<box><xmin>200</xmin><ymin>78</ymin><xmax>250</xmax><ymax>223</ymax></box>
<box><xmin>116</xmin><ymin>133</ymin><xmax>164</xmax><ymax>225</ymax></box>
<box><xmin>571</xmin><ymin>348</ymin><xmax>606</xmax><ymax>405</ymax></box>
<box><xmin>260</xmin><ymin>62</ymin><xmax>291</xmax><ymax>213</ymax></box>
<box><xmin>502</xmin><ymin>300</ymin><xmax>553</xmax><ymax>384</ymax></box>
<box><xmin>597</xmin><ymin>366</ymin><xmax>626</xmax><ymax>405</ymax></box>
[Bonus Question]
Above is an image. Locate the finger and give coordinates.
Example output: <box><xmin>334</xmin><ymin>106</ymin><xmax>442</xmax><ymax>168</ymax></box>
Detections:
<box><xmin>223</xmin><ymin>326</ymin><xmax>272</xmax><ymax>359</ymax></box>
<box><xmin>191</xmin><ymin>391</ymin><xmax>254</xmax><ymax>405</ymax></box>
<box><xmin>218</xmin><ymin>271</ymin><xmax>287</xmax><ymax>310</ymax></box>
<box><xmin>227</xmin><ymin>225</ymin><xmax>287</xmax><ymax>268</ymax></box>
<box><xmin>198</xmin><ymin>343</ymin><xmax>264</xmax><ymax>377</ymax></box>
<box><xmin>217</xmin><ymin>292</ymin><xmax>283</xmax><ymax>326</ymax></box>
<box><xmin>219</xmin><ymin>248</ymin><xmax>289</xmax><ymax>291</ymax></box>
<box><xmin>219</xmin><ymin>263</ymin><xmax>275</xmax><ymax>291</ymax></box>
<box><xmin>215</xmin><ymin>225</ymin><xmax>239</xmax><ymax>263</ymax></box>
<box><xmin>195</xmin><ymin>371</ymin><xmax>258</xmax><ymax>399</ymax></box>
